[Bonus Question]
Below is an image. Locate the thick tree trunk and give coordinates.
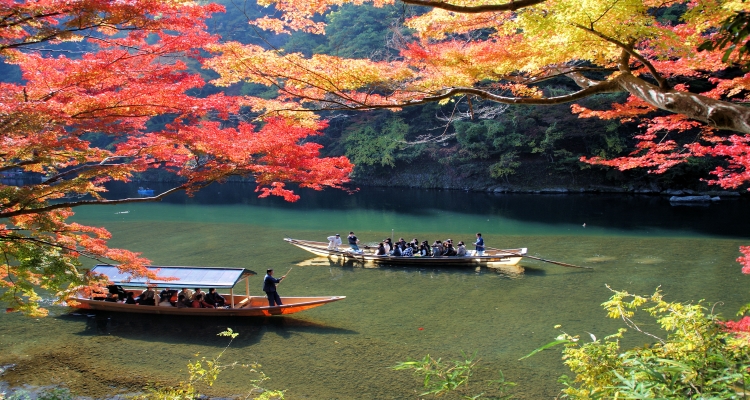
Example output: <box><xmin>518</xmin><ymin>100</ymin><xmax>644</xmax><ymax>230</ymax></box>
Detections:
<box><xmin>615</xmin><ymin>73</ymin><xmax>750</xmax><ymax>134</ymax></box>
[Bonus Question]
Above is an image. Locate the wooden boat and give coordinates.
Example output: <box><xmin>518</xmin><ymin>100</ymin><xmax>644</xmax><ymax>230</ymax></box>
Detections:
<box><xmin>284</xmin><ymin>238</ymin><xmax>527</xmax><ymax>267</ymax></box>
<box><xmin>69</xmin><ymin>264</ymin><xmax>345</xmax><ymax>316</ymax></box>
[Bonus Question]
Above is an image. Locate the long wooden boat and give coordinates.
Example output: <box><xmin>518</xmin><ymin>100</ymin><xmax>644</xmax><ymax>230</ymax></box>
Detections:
<box><xmin>69</xmin><ymin>264</ymin><xmax>345</xmax><ymax>317</ymax></box>
<box><xmin>284</xmin><ymin>238</ymin><xmax>527</xmax><ymax>267</ymax></box>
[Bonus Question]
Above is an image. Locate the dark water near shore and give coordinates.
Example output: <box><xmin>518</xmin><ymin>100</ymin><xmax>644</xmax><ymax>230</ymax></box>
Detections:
<box><xmin>1</xmin><ymin>183</ymin><xmax>749</xmax><ymax>399</ymax></box>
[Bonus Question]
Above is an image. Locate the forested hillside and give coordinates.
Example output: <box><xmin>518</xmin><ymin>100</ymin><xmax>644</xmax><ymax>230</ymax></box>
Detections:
<box><xmin>201</xmin><ymin>0</ymin><xmax>734</xmax><ymax>193</ymax></box>
<box><xmin>0</xmin><ymin>0</ymin><xmax>739</xmax><ymax>194</ymax></box>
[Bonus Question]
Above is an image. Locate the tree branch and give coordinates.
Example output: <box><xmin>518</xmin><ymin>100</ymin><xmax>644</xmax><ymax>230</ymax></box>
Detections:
<box><xmin>400</xmin><ymin>0</ymin><xmax>547</xmax><ymax>14</ymax></box>
<box><xmin>572</xmin><ymin>23</ymin><xmax>668</xmax><ymax>89</ymax></box>
<box><xmin>615</xmin><ymin>72</ymin><xmax>750</xmax><ymax>134</ymax></box>
<box><xmin>0</xmin><ymin>186</ymin><xmax>188</xmax><ymax>219</ymax></box>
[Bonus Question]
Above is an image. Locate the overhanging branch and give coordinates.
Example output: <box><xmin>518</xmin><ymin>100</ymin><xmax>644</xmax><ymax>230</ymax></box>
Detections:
<box><xmin>0</xmin><ymin>185</ymin><xmax>188</xmax><ymax>219</ymax></box>
<box><xmin>420</xmin><ymin>81</ymin><xmax>622</xmax><ymax>105</ymax></box>
<box><xmin>572</xmin><ymin>23</ymin><xmax>668</xmax><ymax>89</ymax></box>
<box><xmin>400</xmin><ymin>0</ymin><xmax>547</xmax><ymax>14</ymax></box>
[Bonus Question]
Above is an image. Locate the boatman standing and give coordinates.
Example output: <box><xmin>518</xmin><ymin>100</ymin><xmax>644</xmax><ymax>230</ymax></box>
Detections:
<box><xmin>474</xmin><ymin>232</ymin><xmax>485</xmax><ymax>256</ymax></box>
<box><xmin>327</xmin><ymin>233</ymin><xmax>342</xmax><ymax>250</ymax></box>
<box><xmin>347</xmin><ymin>231</ymin><xmax>360</xmax><ymax>252</ymax></box>
<box><xmin>263</xmin><ymin>269</ymin><xmax>285</xmax><ymax>306</ymax></box>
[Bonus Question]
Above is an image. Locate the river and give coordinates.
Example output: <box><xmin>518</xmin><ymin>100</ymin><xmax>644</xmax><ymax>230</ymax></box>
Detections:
<box><xmin>1</xmin><ymin>183</ymin><xmax>748</xmax><ymax>399</ymax></box>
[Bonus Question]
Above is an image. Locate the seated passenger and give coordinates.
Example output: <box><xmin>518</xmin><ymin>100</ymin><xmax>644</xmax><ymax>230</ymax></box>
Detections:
<box><xmin>125</xmin><ymin>292</ymin><xmax>136</xmax><ymax>304</ymax></box>
<box><xmin>205</xmin><ymin>288</ymin><xmax>225</xmax><ymax>307</ymax></box>
<box><xmin>138</xmin><ymin>287</ymin><xmax>156</xmax><ymax>306</ymax></box>
<box><xmin>456</xmin><ymin>241</ymin><xmax>467</xmax><ymax>256</ymax></box>
<box><xmin>179</xmin><ymin>287</ymin><xmax>193</xmax><ymax>303</ymax></box>
<box><xmin>444</xmin><ymin>243</ymin><xmax>457</xmax><ymax>256</ymax></box>
<box><xmin>401</xmin><ymin>245</ymin><xmax>414</xmax><ymax>257</ymax></box>
<box><xmin>191</xmin><ymin>293</ymin><xmax>215</xmax><ymax>308</ymax></box>
<box><xmin>176</xmin><ymin>293</ymin><xmax>189</xmax><ymax>308</ymax></box>
<box><xmin>159</xmin><ymin>287</ymin><xmax>176</xmax><ymax>307</ymax></box>
<box><xmin>391</xmin><ymin>244</ymin><xmax>402</xmax><ymax>257</ymax></box>
<box><xmin>418</xmin><ymin>244</ymin><xmax>429</xmax><ymax>257</ymax></box>
<box><xmin>375</xmin><ymin>242</ymin><xmax>387</xmax><ymax>256</ymax></box>
<box><xmin>107</xmin><ymin>285</ymin><xmax>127</xmax><ymax>301</ymax></box>
<box><xmin>422</xmin><ymin>241</ymin><xmax>432</xmax><ymax>256</ymax></box>
<box><xmin>383</xmin><ymin>238</ymin><xmax>393</xmax><ymax>253</ymax></box>
<box><xmin>432</xmin><ymin>241</ymin><xmax>443</xmax><ymax>257</ymax></box>
<box><xmin>190</xmin><ymin>288</ymin><xmax>204</xmax><ymax>302</ymax></box>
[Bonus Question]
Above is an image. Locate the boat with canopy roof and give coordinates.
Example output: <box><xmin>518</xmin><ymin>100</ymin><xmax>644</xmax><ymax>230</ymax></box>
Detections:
<box><xmin>69</xmin><ymin>264</ymin><xmax>345</xmax><ymax>316</ymax></box>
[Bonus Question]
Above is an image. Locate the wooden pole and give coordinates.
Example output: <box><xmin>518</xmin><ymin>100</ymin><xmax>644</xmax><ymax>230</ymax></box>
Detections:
<box><xmin>487</xmin><ymin>247</ymin><xmax>593</xmax><ymax>269</ymax></box>
<box><xmin>277</xmin><ymin>267</ymin><xmax>293</xmax><ymax>284</ymax></box>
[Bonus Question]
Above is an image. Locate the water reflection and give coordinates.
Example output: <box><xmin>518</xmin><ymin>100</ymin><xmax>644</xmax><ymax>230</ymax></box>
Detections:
<box><xmin>67</xmin><ymin>312</ymin><xmax>358</xmax><ymax>345</ymax></box>
<box><xmin>295</xmin><ymin>256</ymin><xmax>527</xmax><ymax>278</ymax></box>
<box><xmin>102</xmin><ymin>182</ymin><xmax>750</xmax><ymax>238</ymax></box>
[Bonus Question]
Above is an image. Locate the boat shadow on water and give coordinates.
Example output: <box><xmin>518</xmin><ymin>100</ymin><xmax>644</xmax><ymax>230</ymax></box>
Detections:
<box><xmin>296</xmin><ymin>256</ymin><xmax>528</xmax><ymax>279</ymax></box>
<box><xmin>59</xmin><ymin>312</ymin><xmax>358</xmax><ymax>346</ymax></box>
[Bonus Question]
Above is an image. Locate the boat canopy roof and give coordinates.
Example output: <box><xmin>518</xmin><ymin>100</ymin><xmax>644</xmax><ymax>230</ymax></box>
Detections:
<box><xmin>91</xmin><ymin>264</ymin><xmax>256</xmax><ymax>289</ymax></box>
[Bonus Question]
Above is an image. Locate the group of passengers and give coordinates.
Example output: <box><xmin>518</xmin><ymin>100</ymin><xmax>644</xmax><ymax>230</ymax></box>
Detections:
<box><xmin>107</xmin><ymin>285</ymin><xmax>226</xmax><ymax>308</ymax></box>
<box><xmin>375</xmin><ymin>237</ymin><xmax>469</xmax><ymax>257</ymax></box>
<box><xmin>328</xmin><ymin>232</ymin><xmax>486</xmax><ymax>257</ymax></box>
<box><xmin>328</xmin><ymin>232</ymin><xmax>484</xmax><ymax>257</ymax></box>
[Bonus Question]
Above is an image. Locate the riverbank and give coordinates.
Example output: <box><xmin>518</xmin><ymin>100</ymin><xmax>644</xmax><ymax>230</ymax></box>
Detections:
<box><xmin>351</xmin><ymin>160</ymin><xmax>748</xmax><ymax>198</ymax></box>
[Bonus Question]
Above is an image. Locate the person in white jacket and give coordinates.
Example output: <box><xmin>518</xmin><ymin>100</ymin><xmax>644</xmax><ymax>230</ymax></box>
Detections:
<box><xmin>327</xmin><ymin>233</ymin><xmax>342</xmax><ymax>250</ymax></box>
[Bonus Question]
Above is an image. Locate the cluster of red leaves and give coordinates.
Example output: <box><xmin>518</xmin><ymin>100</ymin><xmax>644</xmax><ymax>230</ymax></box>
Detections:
<box><xmin>573</xmin><ymin>19</ymin><xmax>750</xmax><ymax>187</ymax></box>
<box><xmin>688</xmin><ymin>135</ymin><xmax>750</xmax><ymax>190</ymax></box>
<box><xmin>738</xmin><ymin>246</ymin><xmax>750</xmax><ymax>275</ymax></box>
<box><xmin>0</xmin><ymin>0</ymin><xmax>354</xmax><ymax>315</ymax></box>
<box><xmin>722</xmin><ymin>315</ymin><xmax>750</xmax><ymax>343</ymax></box>
<box><xmin>721</xmin><ymin>247</ymin><xmax>750</xmax><ymax>340</ymax></box>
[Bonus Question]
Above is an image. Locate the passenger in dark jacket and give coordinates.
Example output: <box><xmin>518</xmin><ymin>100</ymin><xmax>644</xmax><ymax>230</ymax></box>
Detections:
<box><xmin>444</xmin><ymin>243</ymin><xmax>457</xmax><ymax>256</ymax></box>
<box><xmin>376</xmin><ymin>243</ymin><xmax>387</xmax><ymax>256</ymax></box>
<box><xmin>205</xmin><ymin>288</ymin><xmax>225</xmax><ymax>307</ymax></box>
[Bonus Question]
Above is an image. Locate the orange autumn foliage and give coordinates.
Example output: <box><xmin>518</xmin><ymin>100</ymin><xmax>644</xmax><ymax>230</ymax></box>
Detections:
<box><xmin>0</xmin><ymin>0</ymin><xmax>352</xmax><ymax>315</ymax></box>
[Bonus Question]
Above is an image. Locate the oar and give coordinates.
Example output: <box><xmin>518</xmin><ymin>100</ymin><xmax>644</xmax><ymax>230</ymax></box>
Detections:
<box><xmin>487</xmin><ymin>247</ymin><xmax>592</xmax><ymax>270</ymax></box>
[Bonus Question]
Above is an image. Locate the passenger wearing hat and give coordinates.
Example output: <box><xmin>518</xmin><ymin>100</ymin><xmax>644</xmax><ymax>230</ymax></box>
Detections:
<box><xmin>262</xmin><ymin>269</ymin><xmax>286</xmax><ymax>306</ymax></box>
<box><xmin>327</xmin><ymin>233</ymin><xmax>342</xmax><ymax>251</ymax></box>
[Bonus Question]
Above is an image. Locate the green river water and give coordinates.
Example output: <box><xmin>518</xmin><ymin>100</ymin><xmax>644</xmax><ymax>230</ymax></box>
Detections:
<box><xmin>1</xmin><ymin>184</ymin><xmax>748</xmax><ymax>399</ymax></box>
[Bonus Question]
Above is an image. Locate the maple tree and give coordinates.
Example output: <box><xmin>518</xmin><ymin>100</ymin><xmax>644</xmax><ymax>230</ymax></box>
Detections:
<box><xmin>207</xmin><ymin>0</ymin><xmax>749</xmax><ymax>186</ymax></box>
<box><xmin>0</xmin><ymin>0</ymin><xmax>352</xmax><ymax>315</ymax></box>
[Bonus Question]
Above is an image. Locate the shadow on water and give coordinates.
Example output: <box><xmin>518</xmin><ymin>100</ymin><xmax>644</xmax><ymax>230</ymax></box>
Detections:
<box><xmin>103</xmin><ymin>181</ymin><xmax>750</xmax><ymax>238</ymax></box>
<box><xmin>518</xmin><ymin>266</ymin><xmax>548</xmax><ymax>277</ymax></box>
<box><xmin>296</xmin><ymin>256</ymin><xmax>528</xmax><ymax>279</ymax></box>
<box><xmin>61</xmin><ymin>312</ymin><xmax>358</xmax><ymax>346</ymax></box>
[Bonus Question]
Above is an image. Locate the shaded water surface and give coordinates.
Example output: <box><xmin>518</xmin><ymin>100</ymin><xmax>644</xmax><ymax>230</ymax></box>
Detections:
<box><xmin>1</xmin><ymin>184</ymin><xmax>749</xmax><ymax>398</ymax></box>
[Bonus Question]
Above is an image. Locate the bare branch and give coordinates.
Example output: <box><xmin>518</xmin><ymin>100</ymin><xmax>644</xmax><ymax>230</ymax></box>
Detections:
<box><xmin>0</xmin><ymin>185</ymin><xmax>188</xmax><ymax>219</ymax></box>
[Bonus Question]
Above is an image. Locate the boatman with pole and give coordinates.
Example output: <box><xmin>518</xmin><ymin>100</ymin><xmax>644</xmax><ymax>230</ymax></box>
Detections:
<box><xmin>263</xmin><ymin>269</ymin><xmax>286</xmax><ymax>306</ymax></box>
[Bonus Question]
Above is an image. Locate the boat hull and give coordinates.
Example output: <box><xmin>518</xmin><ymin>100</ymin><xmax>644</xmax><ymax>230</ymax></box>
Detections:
<box><xmin>285</xmin><ymin>238</ymin><xmax>525</xmax><ymax>267</ymax></box>
<box><xmin>70</xmin><ymin>294</ymin><xmax>345</xmax><ymax>317</ymax></box>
